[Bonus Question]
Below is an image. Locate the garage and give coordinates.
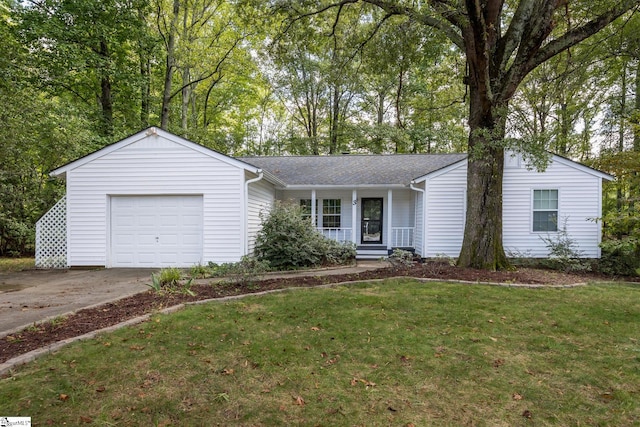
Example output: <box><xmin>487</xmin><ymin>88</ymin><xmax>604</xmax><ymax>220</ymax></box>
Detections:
<box><xmin>110</xmin><ymin>195</ymin><xmax>203</xmax><ymax>267</ymax></box>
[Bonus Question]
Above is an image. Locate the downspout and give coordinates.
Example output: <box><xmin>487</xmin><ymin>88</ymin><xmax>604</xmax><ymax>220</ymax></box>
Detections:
<box><xmin>244</xmin><ymin>170</ymin><xmax>264</xmax><ymax>256</ymax></box>
<box><xmin>409</xmin><ymin>181</ymin><xmax>425</xmax><ymax>257</ymax></box>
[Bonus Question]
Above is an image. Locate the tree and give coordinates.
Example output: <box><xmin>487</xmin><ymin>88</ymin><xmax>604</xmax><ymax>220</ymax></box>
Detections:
<box><xmin>282</xmin><ymin>0</ymin><xmax>639</xmax><ymax>269</ymax></box>
<box><xmin>17</xmin><ymin>0</ymin><xmax>146</xmax><ymax>137</ymax></box>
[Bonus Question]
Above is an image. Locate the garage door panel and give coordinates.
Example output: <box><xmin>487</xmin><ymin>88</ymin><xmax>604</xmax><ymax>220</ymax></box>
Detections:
<box><xmin>111</xmin><ymin>196</ymin><xmax>203</xmax><ymax>267</ymax></box>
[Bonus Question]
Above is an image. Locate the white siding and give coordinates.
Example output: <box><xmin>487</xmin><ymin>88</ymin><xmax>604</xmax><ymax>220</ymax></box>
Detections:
<box><xmin>503</xmin><ymin>156</ymin><xmax>603</xmax><ymax>258</ymax></box>
<box><xmin>423</xmin><ymin>163</ymin><xmax>467</xmax><ymax>257</ymax></box>
<box><xmin>420</xmin><ymin>155</ymin><xmax>605</xmax><ymax>259</ymax></box>
<box><xmin>247</xmin><ymin>176</ymin><xmax>275</xmax><ymax>254</ymax></box>
<box><xmin>390</xmin><ymin>190</ymin><xmax>414</xmax><ymax>227</ymax></box>
<box><xmin>66</xmin><ymin>135</ymin><xmax>246</xmax><ymax>267</ymax></box>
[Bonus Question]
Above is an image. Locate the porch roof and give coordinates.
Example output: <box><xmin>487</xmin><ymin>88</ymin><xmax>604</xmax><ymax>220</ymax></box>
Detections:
<box><xmin>240</xmin><ymin>153</ymin><xmax>467</xmax><ymax>186</ymax></box>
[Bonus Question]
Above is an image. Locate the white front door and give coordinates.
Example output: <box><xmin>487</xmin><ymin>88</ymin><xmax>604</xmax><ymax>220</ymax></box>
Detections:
<box><xmin>110</xmin><ymin>195</ymin><xmax>203</xmax><ymax>267</ymax></box>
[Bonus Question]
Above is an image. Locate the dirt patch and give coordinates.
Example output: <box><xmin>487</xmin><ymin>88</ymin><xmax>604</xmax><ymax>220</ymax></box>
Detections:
<box><xmin>0</xmin><ymin>262</ymin><xmax>634</xmax><ymax>365</ymax></box>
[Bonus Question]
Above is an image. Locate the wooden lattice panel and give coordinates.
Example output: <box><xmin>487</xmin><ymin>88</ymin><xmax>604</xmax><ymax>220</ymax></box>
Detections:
<box><xmin>35</xmin><ymin>196</ymin><xmax>67</xmax><ymax>268</ymax></box>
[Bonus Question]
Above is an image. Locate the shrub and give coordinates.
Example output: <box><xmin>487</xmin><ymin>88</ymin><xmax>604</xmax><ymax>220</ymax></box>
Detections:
<box><xmin>208</xmin><ymin>256</ymin><xmax>270</xmax><ymax>285</ymax></box>
<box><xmin>254</xmin><ymin>201</ymin><xmax>355</xmax><ymax>270</ymax></box>
<box><xmin>321</xmin><ymin>239</ymin><xmax>356</xmax><ymax>266</ymax></box>
<box><xmin>388</xmin><ymin>248</ymin><xmax>414</xmax><ymax>267</ymax></box>
<box><xmin>539</xmin><ymin>218</ymin><xmax>590</xmax><ymax>273</ymax></box>
<box><xmin>598</xmin><ymin>237</ymin><xmax>640</xmax><ymax>276</ymax></box>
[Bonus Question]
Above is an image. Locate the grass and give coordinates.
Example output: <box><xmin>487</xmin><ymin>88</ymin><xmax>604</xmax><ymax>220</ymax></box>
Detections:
<box><xmin>1</xmin><ymin>279</ymin><xmax>639</xmax><ymax>426</ymax></box>
<box><xmin>0</xmin><ymin>257</ymin><xmax>34</xmax><ymax>272</ymax></box>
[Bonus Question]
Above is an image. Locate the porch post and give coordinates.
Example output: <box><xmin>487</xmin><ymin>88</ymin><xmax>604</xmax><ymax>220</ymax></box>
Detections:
<box><xmin>387</xmin><ymin>189</ymin><xmax>393</xmax><ymax>250</ymax></box>
<box><xmin>351</xmin><ymin>190</ymin><xmax>357</xmax><ymax>245</ymax></box>
<box><xmin>311</xmin><ymin>190</ymin><xmax>317</xmax><ymax>228</ymax></box>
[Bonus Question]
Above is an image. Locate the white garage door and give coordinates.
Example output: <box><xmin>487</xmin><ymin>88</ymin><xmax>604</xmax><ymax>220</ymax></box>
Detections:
<box><xmin>110</xmin><ymin>196</ymin><xmax>203</xmax><ymax>267</ymax></box>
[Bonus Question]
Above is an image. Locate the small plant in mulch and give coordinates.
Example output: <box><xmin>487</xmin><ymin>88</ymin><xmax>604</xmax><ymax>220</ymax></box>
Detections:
<box><xmin>387</xmin><ymin>248</ymin><xmax>414</xmax><ymax>267</ymax></box>
<box><xmin>148</xmin><ymin>267</ymin><xmax>195</xmax><ymax>296</ymax></box>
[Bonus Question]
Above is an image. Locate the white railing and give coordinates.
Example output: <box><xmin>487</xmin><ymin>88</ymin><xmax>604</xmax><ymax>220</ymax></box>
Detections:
<box><xmin>391</xmin><ymin>227</ymin><xmax>414</xmax><ymax>248</ymax></box>
<box><xmin>318</xmin><ymin>227</ymin><xmax>414</xmax><ymax>247</ymax></box>
<box><xmin>318</xmin><ymin>228</ymin><xmax>352</xmax><ymax>243</ymax></box>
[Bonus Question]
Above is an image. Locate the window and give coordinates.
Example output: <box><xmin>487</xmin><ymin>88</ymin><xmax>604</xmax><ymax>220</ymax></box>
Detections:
<box><xmin>322</xmin><ymin>199</ymin><xmax>341</xmax><ymax>228</ymax></box>
<box><xmin>300</xmin><ymin>199</ymin><xmax>317</xmax><ymax>222</ymax></box>
<box><xmin>533</xmin><ymin>189</ymin><xmax>558</xmax><ymax>232</ymax></box>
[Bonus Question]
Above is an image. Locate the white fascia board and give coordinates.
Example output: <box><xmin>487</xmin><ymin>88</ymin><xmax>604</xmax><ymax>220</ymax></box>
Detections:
<box><xmin>50</xmin><ymin>127</ymin><xmax>260</xmax><ymax>178</ymax></box>
<box><xmin>550</xmin><ymin>155</ymin><xmax>614</xmax><ymax>181</ymax></box>
<box><xmin>282</xmin><ymin>184</ymin><xmax>409</xmax><ymax>190</ymax></box>
<box><xmin>260</xmin><ymin>170</ymin><xmax>287</xmax><ymax>188</ymax></box>
<box><xmin>412</xmin><ymin>158</ymin><xmax>467</xmax><ymax>183</ymax></box>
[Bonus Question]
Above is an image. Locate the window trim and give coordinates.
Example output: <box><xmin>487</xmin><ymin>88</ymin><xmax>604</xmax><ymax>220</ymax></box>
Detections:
<box><xmin>531</xmin><ymin>189</ymin><xmax>559</xmax><ymax>233</ymax></box>
<box><xmin>321</xmin><ymin>199</ymin><xmax>341</xmax><ymax>229</ymax></box>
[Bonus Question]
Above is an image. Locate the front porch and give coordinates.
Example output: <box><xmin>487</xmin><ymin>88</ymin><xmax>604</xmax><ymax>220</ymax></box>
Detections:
<box><xmin>318</xmin><ymin>227</ymin><xmax>415</xmax><ymax>259</ymax></box>
<box><xmin>280</xmin><ymin>188</ymin><xmax>418</xmax><ymax>260</ymax></box>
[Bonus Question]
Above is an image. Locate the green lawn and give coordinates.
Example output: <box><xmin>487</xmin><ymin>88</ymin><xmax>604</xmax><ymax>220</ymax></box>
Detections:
<box><xmin>0</xmin><ymin>257</ymin><xmax>34</xmax><ymax>272</ymax></box>
<box><xmin>1</xmin><ymin>279</ymin><xmax>639</xmax><ymax>426</ymax></box>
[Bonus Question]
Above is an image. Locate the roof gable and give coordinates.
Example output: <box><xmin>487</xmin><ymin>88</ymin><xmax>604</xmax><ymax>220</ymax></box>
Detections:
<box><xmin>51</xmin><ymin>128</ymin><xmax>259</xmax><ymax>177</ymax></box>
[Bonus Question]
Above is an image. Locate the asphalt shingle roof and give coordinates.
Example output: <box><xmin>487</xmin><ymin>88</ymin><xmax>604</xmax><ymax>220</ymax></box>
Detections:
<box><xmin>240</xmin><ymin>153</ymin><xmax>467</xmax><ymax>186</ymax></box>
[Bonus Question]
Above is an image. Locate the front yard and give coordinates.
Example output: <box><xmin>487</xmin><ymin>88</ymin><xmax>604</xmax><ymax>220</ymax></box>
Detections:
<box><xmin>1</xmin><ymin>278</ymin><xmax>638</xmax><ymax>426</ymax></box>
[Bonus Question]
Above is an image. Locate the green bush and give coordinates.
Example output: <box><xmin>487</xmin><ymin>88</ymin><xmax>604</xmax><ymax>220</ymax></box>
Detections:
<box><xmin>539</xmin><ymin>219</ymin><xmax>591</xmax><ymax>273</ymax></box>
<box><xmin>598</xmin><ymin>237</ymin><xmax>640</xmax><ymax>276</ymax></box>
<box><xmin>388</xmin><ymin>248</ymin><xmax>414</xmax><ymax>267</ymax></box>
<box><xmin>208</xmin><ymin>256</ymin><xmax>270</xmax><ymax>285</ymax></box>
<box><xmin>255</xmin><ymin>201</ymin><xmax>355</xmax><ymax>270</ymax></box>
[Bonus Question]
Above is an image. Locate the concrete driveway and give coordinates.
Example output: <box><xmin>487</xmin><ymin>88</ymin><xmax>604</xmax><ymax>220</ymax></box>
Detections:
<box><xmin>0</xmin><ymin>269</ymin><xmax>153</xmax><ymax>337</ymax></box>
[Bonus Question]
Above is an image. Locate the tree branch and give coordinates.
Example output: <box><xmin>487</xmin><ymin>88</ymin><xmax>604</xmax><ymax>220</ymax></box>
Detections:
<box><xmin>530</xmin><ymin>2</ymin><xmax>640</xmax><ymax>73</ymax></box>
<box><xmin>363</xmin><ymin>0</ymin><xmax>465</xmax><ymax>49</ymax></box>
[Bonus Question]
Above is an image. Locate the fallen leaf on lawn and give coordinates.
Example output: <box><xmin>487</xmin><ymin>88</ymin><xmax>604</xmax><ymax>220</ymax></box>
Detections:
<box><xmin>326</xmin><ymin>356</ymin><xmax>339</xmax><ymax>365</ymax></box>
<box><xmin>493</xmin><ymin>359</ymin><xmax>505</xmax><ymax>368</ymax></box>
<box><xmin>512</xmin><ymin>393</ymin><xmax>523</xmax><ymax>401</ymax></box>
<box><xmin>222</xmin><ymin>368</ymin><xmax>234</xmax><ymax>375</ymax></box>
<box><xmin>488</xmin><ymin>319</ymin><xmax>494</xmax><ymax>323</ymax></box>
<box><xmin>129</xmin><ymin>345</ymin><xmax>145</xmax><ymax>351</ymax></box>
<box><xmin>310</xmin><ymin>326</ymin><xmax>320</xmax><ymax>331</ymax></box>
<box><xmin>59</xmin><ymin>393</ymin><xmax>69</xmax><ymax>401</ymax></box>
<box><xmin>96</xmin><ymin>386</ymin><xmax>106</xmax><ymax>393</ymax></box>
<box><xmin>350</xmin><ymin>377</ymin><xmax>358</xmax><ymax>386</ymax></box>
<box><xmin>522</xmin><ymin>409</ymin><xmax>532</xmax><ymax>419</ymax></box>
<box><xmin>79</xmin><ymin>415</ymin><xmax>92</xmax><ymax>423</ymax></box>
<box><xmin>294</xmin><ymin>395</ymin><xmax>305</xmax><ymax>406</ymax></box>
<box><xmin>363</xmin><ymin>380</ymin><xmax>376</xmax><ymax>389</ymax></box>
<box><xmin>489</xmin><ymin>336</ymin><xmax>498</xmax><ymax>342</ymax></box>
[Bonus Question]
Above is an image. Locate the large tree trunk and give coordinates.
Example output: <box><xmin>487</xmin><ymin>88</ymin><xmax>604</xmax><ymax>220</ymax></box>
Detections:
<box><xmin>457</xmin><ymin>100</ymin><xmax>510</xmax><ymax>270</ymax></box>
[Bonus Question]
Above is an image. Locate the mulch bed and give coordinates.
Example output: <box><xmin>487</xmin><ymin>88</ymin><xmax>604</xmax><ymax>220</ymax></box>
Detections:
<box><xmin>0</xmin><ymin>262</ymin><xmax>634</xmax><ymax>365</ymax></box>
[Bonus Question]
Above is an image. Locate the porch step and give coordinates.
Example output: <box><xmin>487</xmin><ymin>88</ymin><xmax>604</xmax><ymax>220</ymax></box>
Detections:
<box><xmin>356</xmin><ymin>247</ymin><xmax>390</xmax><ymax>260</ymax></box>
<box><xmin>356</xmin><ymin>246</ymin><xmax>416</xmax><ymax>260</ymax></box>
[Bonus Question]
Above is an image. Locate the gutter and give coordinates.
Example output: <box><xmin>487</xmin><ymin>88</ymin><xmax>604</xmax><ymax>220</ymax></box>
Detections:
<box><xmin>243</xmin><ymin>170</ymin><xmax>264</xmax><ymax>256</ymax></box>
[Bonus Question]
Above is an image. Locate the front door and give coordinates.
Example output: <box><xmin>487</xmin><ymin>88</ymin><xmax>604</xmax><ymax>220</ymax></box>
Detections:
<box><xmin>361</xmin><ymin>198</ymin><xmax>383</xmax><ymax>244</ymax></box>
